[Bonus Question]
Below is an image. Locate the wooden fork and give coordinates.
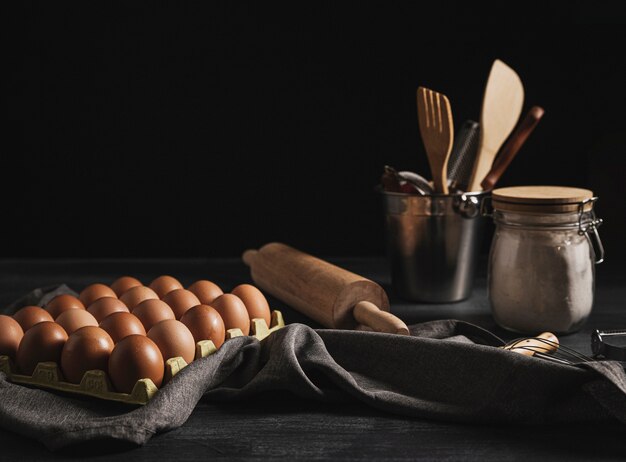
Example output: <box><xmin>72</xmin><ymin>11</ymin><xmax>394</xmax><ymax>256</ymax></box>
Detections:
<box><xmin>417</xmin><ymin>87</ymin><xmax>454</xmax><ymax>194</ymax></box>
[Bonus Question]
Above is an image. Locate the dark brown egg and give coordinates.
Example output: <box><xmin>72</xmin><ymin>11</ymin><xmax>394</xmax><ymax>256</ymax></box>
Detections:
<box><xmin>133</xmin><ymin>299</ymin><xmax>176</xmax><ymax>331</ymax></box>
<box><xmin>79</xmin><ymin>283</ymin><xmax>117</xmax><ymax>307</ymax></box>
<box><xmin>99</xmin><ymin>312</ymin><xmax>146</xmax><ymax>343</ymax></box>
<box><xmin>188</xmin><ymin>280</ymin><xmax>223</xmax><ymax>305</ymax></box>
<box><xmin>120</xmin><ymin>286</ymin><xmax>159</xmax><ymax>310</ymax></box>
<box><xmin>110</xmin><ymin>276</ymin><xmax>142</xmax><ymax>297</ymax></box>
<box><xmin>87</xmin><ymin>297</ymin><xmax>129</xmax><ymax>322</ymax></box>
<box><xmin>13</xmin><ymin>306</ymin><xmax>54</xmax><ymax>331</ymax></box>
<box><xmin>149</xmin><ymin>275</ymin><xmax>183</xmax><ymax>299</ymax></box>
<box><xmin>211</xmin><ymin>294</ymin><xmax>250</xmax><ymax>336</ymax></box>
<box><xmin>180</xmin><ymin>305</ymin><xmax>225</xmax><ymax>349</ymax></box>
<box><xmin>0</xmin><ymin>315</ymin><xmax>24</xmax><ymax>359</ymax></box>
<box><xmin>45</xmin><ymin>294</ymin><xmax>85</xmax><ymax>319</ymax></box>
<box><xmin>108</xmin><ymin>335</ymin><xmax>164</xmax><ymax>393</ymax></box>
<box><xmin>16</xmin><ymin>321</ymin><xmax>68</xmax><ymax>375</ymax></box>
<box><xmin>56</xmin><ymin>309</ymin><xmax>99</xmax><ymax>335</ymax></box>
<box><xmin>231</xmin><ymin>284</ymin><xmax>271</xmax><ymax>326</ymax></box>
<box><xmin>60</xmin><ymin>326</ymin><xmax>114</xmax><ymax>384</ymax></box>
<box><xmin>147</xmin><ymin>319</ymin><xmax>196</xmax><ymax>364</ymax></box>
<box><xmin>162</xmin><ymin>289</ymin><xmax>201</xmax><ymax>319</ymax></box>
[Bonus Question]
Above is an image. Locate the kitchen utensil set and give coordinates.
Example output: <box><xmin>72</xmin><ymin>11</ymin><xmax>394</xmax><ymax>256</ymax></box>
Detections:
<box><xmin>414</xmin><ymin>59</ymin><xmax>542</xmax><ymax>193</ymax></box>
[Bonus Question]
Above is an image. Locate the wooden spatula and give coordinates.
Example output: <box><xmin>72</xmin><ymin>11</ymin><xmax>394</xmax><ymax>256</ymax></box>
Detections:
<box><xmin>417</xmin><ymin>87</ymin><xmax>454</xmax><ymax>194</ymax></box>
<box><xmin>467</xmin><ymin>59</ymin><xmax>524</xmax><ymax>192</ymax></box>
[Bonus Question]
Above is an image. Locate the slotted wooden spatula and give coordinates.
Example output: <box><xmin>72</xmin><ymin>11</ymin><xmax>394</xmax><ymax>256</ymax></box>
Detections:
<box><xmin>417</xmin><ymin>87</ymin><xmax>454</xmax><ymax>194</ymax></box>
<box><xmin>467</xmin><ymin>59</ymin><xmax>524</xmax><ymax>192</ymax></box>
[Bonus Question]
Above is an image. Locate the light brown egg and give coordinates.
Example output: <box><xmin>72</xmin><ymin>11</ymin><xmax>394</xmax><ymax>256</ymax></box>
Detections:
<box><xmin>45</xmin><ymin>294</ymin><xmax>85</xmax><ymax>319</ymax></box>
<box><xmin>180</xmin><ymin>305</ymin><xmax>225</xmax><ymax>349</ymax></box>
<box><xmin>99</xmin><ymin>312</ymin><xmax>146</xmax><ymax>344</ymax></box>
<box><xmin>120</xmin><ymin>286</ymin><xmax>159</xmax><ymax>309</ymax></box>
<box><xmin>60</xmin><ymin>327</ymin><xmax>114</xmax><ymax>384</ymax></box>
<box><xmin>16</xmin><ymin>321</ymin><xmax>68</xmax><ymax>375</ymax></box>
<box><xmin>0</xmin><ymin>315</ymin><xmax>24</xmax><ymax>360</ymax></box>
<box><xmin>79</xmin><ymin>283</ymin><xmax>117</xmax><ymax>307</ymax></box>
<box><xmin>188</xmin><ymin>280</ymin><xmax>223</xmax><ymax>305</ymax></box>
<box><xmin>162</xmin><ymin>289</ymin><xmax>201</xmax><ymax>319</ymax></box>
<box><xmin>56</xmin><ymin>309</ymin><xmax>99</xmax><ymax>335</ymax></box>
<box><xmin>211</xmin><ymin>294</ymin><xmax>250</xmax><ymax>336</ymax></box>
<box><xmin>149</xmin><ymin>275</ymin><xmax>183</xmax><ymax>298</ymax></box>
<box><xmin>132</xmin><ymin>299</ymin><xmax>176</xmax><ymax>331</ymax></box>
<box><xmin>108</xmin><ymin>335</ymin><xmax>164</xmax><ymax>393</ymax></box>
<box><xmin>87</xmin><ymin>297</ymin><xmax>129</xmax><ymax>322</ymax></box>
<box><xmin>13</xmin><ymin>306</ymin><xmax>54</xmax><ymax>331</ymax></box>
<box><xmin>110</xmin><ymin>276</ymin><xmax>143</xmax><ymax>297</ymax></box>
<box><xmin>147</xmin><ymin>319</ymin><xmax>196</xmax><ymax>364</ymax></box>
<box><xmin>231</xmin><ymin>284</ymin><xmax>271</xmax><ymax>326</ymax></box>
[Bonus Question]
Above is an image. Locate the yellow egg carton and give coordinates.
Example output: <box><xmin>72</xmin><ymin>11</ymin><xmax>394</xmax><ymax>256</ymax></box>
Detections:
<box><xmin>0</xmin><ymin>311</ymin><xmax>285</xmax><ymax>405</ymax></box>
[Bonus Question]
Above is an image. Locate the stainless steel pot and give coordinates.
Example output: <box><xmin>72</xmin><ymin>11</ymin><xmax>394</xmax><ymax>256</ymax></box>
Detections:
<box><xmin>381</xmin><ymin>191</ymin><xmax>488</xmax><ymax>303</ymax></box>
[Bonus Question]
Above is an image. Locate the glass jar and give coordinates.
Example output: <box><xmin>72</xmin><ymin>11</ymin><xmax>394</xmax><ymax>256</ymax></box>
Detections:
<box><xmin>487</xmin><ymin>186</ymin><xmax>604</xmax><ymax>334</ymax></box>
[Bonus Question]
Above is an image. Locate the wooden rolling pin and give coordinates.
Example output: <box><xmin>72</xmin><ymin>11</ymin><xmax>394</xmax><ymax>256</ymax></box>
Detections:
<box><xmin>242</xmin><ymin>243</ymin><xmax>409</xmax><ymax>335</ymax></box>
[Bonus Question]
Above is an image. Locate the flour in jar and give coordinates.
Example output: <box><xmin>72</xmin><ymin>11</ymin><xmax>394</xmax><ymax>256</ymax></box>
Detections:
<box><xmin>489</xmin><ymin>226</ymin><xmax>594</xmax><ymax>333</ymax></box>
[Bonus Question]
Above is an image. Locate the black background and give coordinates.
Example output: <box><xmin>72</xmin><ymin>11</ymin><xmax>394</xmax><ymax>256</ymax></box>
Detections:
<box><xmin>4</xmin><ymin>3</ymin><xmax>626</xmax><ymax>258</ymax></box>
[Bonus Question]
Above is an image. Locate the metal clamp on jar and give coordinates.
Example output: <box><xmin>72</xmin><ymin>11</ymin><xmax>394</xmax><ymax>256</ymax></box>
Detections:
<box><xmin>486</xmin><ymin>186</ymin><xmax>604</xmax><ymax>334</ymax></box>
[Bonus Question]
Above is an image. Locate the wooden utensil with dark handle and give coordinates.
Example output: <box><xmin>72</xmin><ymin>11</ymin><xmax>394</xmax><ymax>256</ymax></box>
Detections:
<box><xmin>417</xmin><ymin>87</ymin><xmax>454</xmax><ymax>194</ymax></box>
<box><xmin>243</xmin><ymin>243</ymin><xmax>409</xmax><ymax>335</ymax></box>
<box><xmin>481</xmin><ymin>106</ymin><xmax>545</xmax><ymax>191</ymax></box>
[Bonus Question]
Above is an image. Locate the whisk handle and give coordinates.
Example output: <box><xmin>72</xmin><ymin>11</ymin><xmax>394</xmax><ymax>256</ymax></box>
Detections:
<box><xmin>503</xmin><ymin>332</ymin><xmax>559</xmax><ymax>357</ymax></box>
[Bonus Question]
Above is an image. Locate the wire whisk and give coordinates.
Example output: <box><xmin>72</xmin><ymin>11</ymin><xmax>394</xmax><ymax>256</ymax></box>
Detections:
<box><xmin>503</xmin><ymin>332</ymin><xmax>595</xmax><ymax>365</ymax></box>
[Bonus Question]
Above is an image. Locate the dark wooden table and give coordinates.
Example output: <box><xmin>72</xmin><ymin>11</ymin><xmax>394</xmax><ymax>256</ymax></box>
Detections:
<box><xmin>1</xmin><ymin>258</ymin><xmax>625</xmax><ymax>461</ymax></box>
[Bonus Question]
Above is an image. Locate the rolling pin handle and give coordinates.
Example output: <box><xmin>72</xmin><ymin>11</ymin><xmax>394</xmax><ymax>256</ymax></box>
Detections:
<box><xmin>353</xmin><ymin>301</ymin><xmax>410</xmax><ymax>336</ymax></box>
<box><xmin>242</xmin><ymin>249</ymin><xmax>258</xmax><ymax>267</ymax></box>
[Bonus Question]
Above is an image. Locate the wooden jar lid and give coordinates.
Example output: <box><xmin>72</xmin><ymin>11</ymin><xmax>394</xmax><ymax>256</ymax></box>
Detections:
<box><xmin>492</xmin><ymin>186</ymin><xmax>594</xmax><ymax>213</ymax></box>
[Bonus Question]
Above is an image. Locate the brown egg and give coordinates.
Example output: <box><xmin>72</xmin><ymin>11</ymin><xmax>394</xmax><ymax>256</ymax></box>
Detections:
<box><xmin>60</xmin><ymin>327</ymin><xmax>114</xmax><ymax>384</ymax></box>
<box><xmin>188</xmin><ymin>280</ymin><xmax>223</xmax><ymax>305</ymax></box>
<box><xmin>147</xmin><ymin>319</ymin><xmax>195</xmax><ymax>364</ymax></box>
<box><xmin>162</xmin><ymin>289</ymin><xmax>201</xmax><ymax>319</ymax></box>
<box><xmin>99</xmin><ymin>312</ymin><xmax>146</xmax><ymax>343</ymax></box>
<box><xmin>87</xmin><ymin>297</ymin><xmax>129</xmax><ymax>322</ymax></box>
<box><xmin>108</xmin><ymin>335</ymin><xmax>164</xmax><ymax>393</ymax></box>
<box><xmin>133</xmin><ymin>299</ymin><xmax>176</xmax><ymax>331</ymax></box>
<box><xmin>110</xmin><ymin>276</ymin><xmax>142</xmax><ymax>297</ymax></box>
<box><xmin>56</xmin><ymin>309</ymin><xmax>99</xmax><ymax>335</ymax></box>
<box><xmin>79</xmin><ymin>283</ymin><xmax>117</xmax><ymax>307</ymax></box>
<box><xmin>45</xmin><ymin>294</ymin><xmax>85</xmax><ymax>319</ymax></box>
<box><xmin>0</xmin><ymin>315</ymin><xmax>24</xmax><ymax>359</ymax></box>
<box><xmin>149</xmin><ymin>275</ymin><xmax>183</xmax><ymax>298</ymax></box>
<box><xmin>231</xmin><ymin>284</ymin><xmax>271</xmax><ymax>326</ymax></box>
<box><xmin>16</xmin><ymin>321</ymin><xmax>68</xmax><ymax>375</ymax></box>
<box><xmin>120</xmin><ymin>286</ymin><xmax>159</xmax><ymax>309</ymax></box>
<box><xmin>13</xmin><ymin>306</ymin><xmax>54</xmax><ymax>331</ymax></box>
<box><xmin>180</xmin><ymin>305</ymin><xmax>225</xmax><ymax>349</ymax></box>
<box><xmin>211</xmin><ymin>294</ymin><xmax>250</xmax><ymax>335</ymax></box>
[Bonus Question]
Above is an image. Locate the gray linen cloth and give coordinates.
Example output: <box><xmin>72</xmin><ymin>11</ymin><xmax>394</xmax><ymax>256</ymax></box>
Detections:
<box><xmin>1</xmin><ymin>288</ymin><xmax>626</xmax><ymax>451</ymax></box>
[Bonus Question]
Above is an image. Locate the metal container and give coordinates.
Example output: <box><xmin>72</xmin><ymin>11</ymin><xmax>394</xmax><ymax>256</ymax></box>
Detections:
<box><xmin>381</xmin><ymin>191</ymin><xmax>488</xmax><ymax>303</ymax></box>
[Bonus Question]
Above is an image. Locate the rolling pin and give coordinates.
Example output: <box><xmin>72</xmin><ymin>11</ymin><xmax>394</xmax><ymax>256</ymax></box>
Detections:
<box><xmin>242</xmin><ymin>243</ymin><xmax>409</xmax><ymax>335</ymax></box>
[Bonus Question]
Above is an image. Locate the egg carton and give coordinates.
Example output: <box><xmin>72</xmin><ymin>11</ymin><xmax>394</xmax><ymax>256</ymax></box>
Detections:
<box><xmin>0</xmin><ymin>310</ymin><xmax>285</xmax><ymax>405</ymax></box>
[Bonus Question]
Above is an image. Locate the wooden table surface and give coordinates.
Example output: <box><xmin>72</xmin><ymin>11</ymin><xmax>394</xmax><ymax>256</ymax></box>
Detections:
<box><xmin>1</xmin><ymin>258</ymin><xmax>625</xmax><ymax>461</ymax></box>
